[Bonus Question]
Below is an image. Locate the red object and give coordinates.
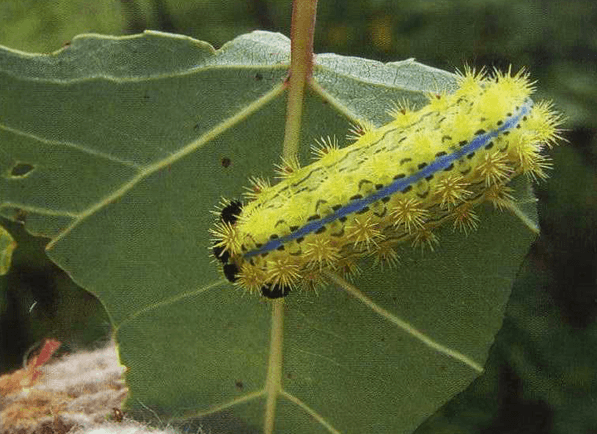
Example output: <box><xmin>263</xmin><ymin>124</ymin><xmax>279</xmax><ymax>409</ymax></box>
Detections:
<box><xmin>30</xmin><ymin>339</ymin><xmax>61</xmax><ymax>382</ymax></box>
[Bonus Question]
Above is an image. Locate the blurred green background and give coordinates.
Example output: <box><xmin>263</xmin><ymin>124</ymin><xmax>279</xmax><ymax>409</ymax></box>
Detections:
<box><xmin>0</xmin><ymin>1</ymin><xmax>595</xmax><ymax>433</ymax></box>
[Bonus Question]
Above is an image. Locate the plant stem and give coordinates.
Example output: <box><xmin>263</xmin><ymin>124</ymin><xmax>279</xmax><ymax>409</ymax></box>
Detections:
<box><xmin>265</xmin><ymin>2</ymin><xmax>319</xmax><ymax>433</ymax></box>
<box><xmin>263</xmin><ymin>300</ymin><xmax>285</xmax><ymax>434</ymax></box>
<box><xmin>282</xmin><ymin>0</ymin><xmax>318</xmax><ymax>159</ymax></box>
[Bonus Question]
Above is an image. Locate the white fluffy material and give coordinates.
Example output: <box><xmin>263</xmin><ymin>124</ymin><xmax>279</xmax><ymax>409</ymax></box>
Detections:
<box><xmin>72</xmin><ymin>421</ymin><xmax>180</xmax><ymax>434</ymax></box>
<box><xmin>39</xmin><ymin>343</ymin><xmax>125</xmax><ymax>394</ymax></box>
<box><xmin>0</xmin><ymin>343</ymin><xmax>209</xmax><ymax>434</ymax></box>
<box><xmin>39</xmin><ymin>342</ymin><xmax>128</xmax><ymax>424</ymax></box>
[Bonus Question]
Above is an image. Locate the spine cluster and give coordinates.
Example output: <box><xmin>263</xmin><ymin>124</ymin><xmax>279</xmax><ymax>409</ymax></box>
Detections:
<box><xmin>211</xmin><ymin>69</ymin><xmax>562</xmax><ymax>298</ymax></box>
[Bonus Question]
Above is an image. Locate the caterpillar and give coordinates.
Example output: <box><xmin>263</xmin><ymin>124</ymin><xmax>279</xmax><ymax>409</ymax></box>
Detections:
<box><xmin>211</xmin><ymin>69</ymin><xmax>561</xmax><ymax>299</ymax></box>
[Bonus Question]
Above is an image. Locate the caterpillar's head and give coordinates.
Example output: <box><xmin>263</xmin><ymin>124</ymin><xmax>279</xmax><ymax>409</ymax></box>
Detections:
<box><xmin>212</xmin><ymin>200</ymin><xmax>292</xmax><ymax>299</ymax></box>
<box><xmin>212</xmin><ymin>199</ymin><xmax>242</xmax><ymax>277</ymax></box>
<box><xmin>212</xmin><ymin>200</ymin><xmax>242</xmax><ymax>265</ymax></box>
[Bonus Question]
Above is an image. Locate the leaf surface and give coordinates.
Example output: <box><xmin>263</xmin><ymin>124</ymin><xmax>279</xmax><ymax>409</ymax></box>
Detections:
<box><xmin>0</xmin><ymin>225</ymin><xmax>16</xmax><ymax>275</ymax></box>
<box><xmin>0</xmin><ymin>31</ymin><xmax>537</xmax><ymax>434</ymax></box>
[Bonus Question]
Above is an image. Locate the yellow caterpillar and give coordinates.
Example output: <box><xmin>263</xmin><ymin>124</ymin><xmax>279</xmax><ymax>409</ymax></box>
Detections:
<box><xmin>211</xmin><ymin>69</ymin><xmax>561</xmax><ymax>298</ymax></box>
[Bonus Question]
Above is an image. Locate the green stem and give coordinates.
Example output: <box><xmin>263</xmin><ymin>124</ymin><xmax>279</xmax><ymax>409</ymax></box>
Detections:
<box><xmin>265</xmin><ymin>2</ymin><xmax>318</xmax><ymax>433</ymax></box>
<box><xmin>282</xmin><ymin>0</ymin><xmax>318</xmax><ymax>159</ymax></box>
<box><xmin>263</xmin><ymin>300</ymin><xmax>285</xmax><ymax>434</ymax></box>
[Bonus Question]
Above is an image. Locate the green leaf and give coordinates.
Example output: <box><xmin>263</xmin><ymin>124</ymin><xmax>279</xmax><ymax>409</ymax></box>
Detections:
<box><xmin>0</xmin><ymin>31</ymin><xmax>537</xmax><ymax>433</ymax></box>
<box><xmin>0</xmin><ymin>225</ymin><xmax>16</xmax><ymax>275</ymax></box>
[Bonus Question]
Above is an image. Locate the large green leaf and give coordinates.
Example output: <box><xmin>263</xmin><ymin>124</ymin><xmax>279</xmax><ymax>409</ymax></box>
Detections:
<box><xmin>0</xmin><ymin>31</ymin><xmax>537</xmax><ymax>433</ymax></box>
<box><xmin>0</xmin><ymin>225</ymin><xmax>16</xmax><ymax>275</ymax></box>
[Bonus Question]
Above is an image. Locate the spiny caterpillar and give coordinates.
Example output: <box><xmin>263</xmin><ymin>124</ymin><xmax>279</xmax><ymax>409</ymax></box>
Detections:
<box><xmin>211</xmin><ymin>69</ymin><xmax>561</xmax><ymax>299</ymax></box>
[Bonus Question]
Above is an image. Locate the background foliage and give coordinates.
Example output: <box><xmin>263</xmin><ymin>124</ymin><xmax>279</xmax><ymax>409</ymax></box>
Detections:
<box><xmin>0</xmin><ymin>1</ymin><xmax>595</xmax><ymax>433</ymax></box>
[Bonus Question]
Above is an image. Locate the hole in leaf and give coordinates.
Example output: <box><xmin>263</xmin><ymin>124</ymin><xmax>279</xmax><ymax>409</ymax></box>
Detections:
<box><xmin>10</xmin><ymin>163</ymin><xmax>35</xmax><ymax>177</ymax></box>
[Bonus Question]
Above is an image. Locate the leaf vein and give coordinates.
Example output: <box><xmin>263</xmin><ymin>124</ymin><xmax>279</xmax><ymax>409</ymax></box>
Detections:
<box><xmin>324</xmin><ymin>271</ymin><xmax>484</xmax><ymax>373</ymax></box>
<box><xmin>46</xmin><ymin>83</ymin><xmax>286</xmax><ymax>250</ymax></box>
<box><xmin>0</xmin><ymin>122</ymin><xmax>142</xmax><ymax>169</ymax></box>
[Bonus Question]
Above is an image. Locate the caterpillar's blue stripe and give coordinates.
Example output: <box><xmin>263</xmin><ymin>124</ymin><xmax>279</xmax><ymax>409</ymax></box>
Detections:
<box><xmin>244</xmin><ymin>98</ymin><xmax>533</xmax><ymax>259</ymax></box>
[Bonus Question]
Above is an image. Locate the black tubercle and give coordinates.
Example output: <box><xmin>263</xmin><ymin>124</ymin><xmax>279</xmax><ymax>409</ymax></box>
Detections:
<box><xmin>223</xmin><ymin>263</ymin><xmax>240</xmax><ymax>283</ymax></box>
<box><xmin>220</xmin><ymin>200</ymin><xmax>243</xmax><ymax>224</ymax></box>
<box><xmin>213</xmin><ymin>245</ymin><xmax>230</xmax><ymax>264</ymax></box>
<box><xmin>261</xmin><ymin>284</ymin><xmax>292</xmax><ymax>299</ymax></box>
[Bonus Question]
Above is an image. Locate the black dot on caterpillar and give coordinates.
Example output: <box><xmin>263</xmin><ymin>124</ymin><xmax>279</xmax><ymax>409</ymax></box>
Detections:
<box><xmin>220</xmin><ymin>200</ymin><xmax>243</xmax><ymax>225</ymax></box>
<box><xmin>210</xmin><ymin>68</ymin><xmax>562</xmax><ymax>298</ymax></box>
<box><xmin>212</xmin><ymin>244</ymin><xmax>230</xmax><ymax>264</ymax></box>
<box><xmin>222</xmin><ymin>263</ymin><xmax>240</xmax><ymax>282</ymax></box>
<box><xmin>221</xmin><ymin>157</ymin><xmax>232</xmax><ymax>168</ymax></box>
<box><xmin>212</xmin><ymin>200</ymin><xmax>243</xmax><ymax>266</ymax></box>
<box><xmin>261</xmin><ymin>284</ymin><xmax>292</xmax><ymax>299</ymax></box>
